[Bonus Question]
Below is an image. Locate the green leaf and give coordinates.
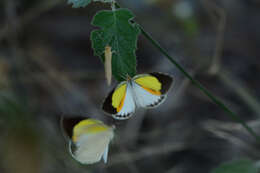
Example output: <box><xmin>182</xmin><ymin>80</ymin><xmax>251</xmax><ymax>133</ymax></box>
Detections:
<box><xmin>93</xmin><ymin>0</ymin><xmax>113</xmax><ymax>2</ymax></box>
<box><xmin>67</xmin><ymin>0</ymin><xmax>91</xmax><ymax>8</ymax></box>
<box><xmin>68</xmin><ymin>0</ymin><xmax>112</xmax><ymax>8</ymax></box>
<box><xmin>91</xmin><ymin>9</ymin><xmax>140</xmax><ymax>81</ymax></box>
<box><xmin>211</xmin><ymin>159</ymin><xmax>258</xmax><ymax>173</ymax></box>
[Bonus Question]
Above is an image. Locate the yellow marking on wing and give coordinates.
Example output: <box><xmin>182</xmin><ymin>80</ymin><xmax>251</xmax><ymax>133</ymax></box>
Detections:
<box><xmin>117</xmin><ymin>91</ymin><xmax>126</xmax><ymax>112</ymax></box>
<box><xmin>72</xmin><ymin>119</ymin><xmax>109</xmax><ymax>142</ymax></box>
<box><xmin>141</xmin><ymin>86</ymin><xmax>161</xmax><ymax>96</ymax></box>
<box><xmin>135</xmin><ymin>76</ymin><xmax>162</xmax><ymax>91</ymax></box>
<box><xmin>75</xmin><ymin>119</ymin><xmax>102</xmax><ymax>127</ymax></box>
<box><xmin>112</xmin><ymin>84</ymin><xmax>127</xmax><ymax>109</ymax></box>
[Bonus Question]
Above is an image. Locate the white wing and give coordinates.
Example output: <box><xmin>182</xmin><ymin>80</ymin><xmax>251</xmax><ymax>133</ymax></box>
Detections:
<box><xmin>71</xmin><ymin>130</ymin><xmax>113</xmax><ymax>164</ymax></box>
<box><xmin>113</xmin><ymin>83</ymin><xmax>136</xmax><ymax>120</ymax></box>
<box><xmin>132</xmin><ymin>82</ymin><xmax>166</xmax><ymax>108</ymax></box>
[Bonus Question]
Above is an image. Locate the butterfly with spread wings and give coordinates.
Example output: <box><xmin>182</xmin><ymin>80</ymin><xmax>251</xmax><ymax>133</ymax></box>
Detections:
<box><xmin>102</xmin><ymin>72</ymin><xmax>173</xmax><ymax>120</ymax></box>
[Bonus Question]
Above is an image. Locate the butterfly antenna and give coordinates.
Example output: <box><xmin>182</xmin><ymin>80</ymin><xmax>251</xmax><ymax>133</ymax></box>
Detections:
<box><xmin>126</xmin><ymin>73</ymin><xmax>132</xmax><ymax>81</ymax></box>
<box><xmin>118</xmin><ymin>73</ymin><xmax>127</xmax><ymax>81</ymax></box>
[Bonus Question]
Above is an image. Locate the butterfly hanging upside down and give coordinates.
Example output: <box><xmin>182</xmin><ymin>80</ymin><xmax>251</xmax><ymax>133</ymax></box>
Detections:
<box><xmin>61</xmin><ymin>117</ymin><xmax>114</xmax><ymax>164</ymax></box>
<box><xmin>102</xmin><ymin>72</ymin><xmax>173</xmax><ymax>120</ymax></box>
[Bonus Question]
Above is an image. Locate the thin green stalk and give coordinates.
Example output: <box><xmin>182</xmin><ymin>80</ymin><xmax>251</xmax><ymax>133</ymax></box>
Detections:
<box><xmin>115</xmin><ymin>3</ymin><xmax>260</xmax><ymax>140</ymax></box>
<box><xmin>139</xmin><ymin>25</ymin><xmax>259</xmax><ymax>140</ymax></box>
<box><xmin>139</xmin><ymin>25</ymin><xmax>260</xmax><ymax>140</ymax></box>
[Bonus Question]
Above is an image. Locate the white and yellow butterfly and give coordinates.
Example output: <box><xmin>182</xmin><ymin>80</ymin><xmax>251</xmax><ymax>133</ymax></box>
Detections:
<box><xmin>102</xmin><ymin>72</ymin><xmax>173</xmax><ymax>120</ymax></box>
<box><xmin>61</xmin><ymin>117</ymin><xmax>114</xmax><ymax>164</ymax></box>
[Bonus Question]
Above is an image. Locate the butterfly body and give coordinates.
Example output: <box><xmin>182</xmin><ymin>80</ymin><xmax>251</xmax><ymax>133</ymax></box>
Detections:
<box><xmin>102</xmin><ymin>72</ymin><xmax>173</xmax><ymax>120</ymax></box>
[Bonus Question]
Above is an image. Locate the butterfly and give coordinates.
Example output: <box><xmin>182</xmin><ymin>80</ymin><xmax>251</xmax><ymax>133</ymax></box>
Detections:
<box><xmin>102</xmin><ymin>72</ymin><xmax>173</xmax><ymax>120</ymax></box>
<box><xmin>61</xmin><ymin>116</ymin><xmax>114</xmax><ymax>164</ymax></box>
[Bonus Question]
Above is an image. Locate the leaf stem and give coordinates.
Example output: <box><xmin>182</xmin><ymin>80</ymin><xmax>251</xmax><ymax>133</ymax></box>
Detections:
<box><xmin>115</xmin><ymin>3</ymin><xmax>260</xmax><ymax>141</ymax></box>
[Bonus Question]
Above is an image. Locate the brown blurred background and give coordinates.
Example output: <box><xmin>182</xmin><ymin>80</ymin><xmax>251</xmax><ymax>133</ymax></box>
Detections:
<box><xmin>0</xmin><ymin>0</ymin><xmax>260</xmax><ymax>173</ymax></box>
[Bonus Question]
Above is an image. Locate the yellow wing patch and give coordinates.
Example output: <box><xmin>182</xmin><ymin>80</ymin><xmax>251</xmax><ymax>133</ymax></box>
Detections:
<box><xmin>135</xmin><ymin>76</ymin><xmax>162</xmax><ymax>95</ymax></box>
<box><xmin>73</xmin><ymin>119</ymin><xmax>109</xmax><ymax>143</ymax></box>
<box><xmin>112</xmin><ymin>84</ymin><xmax>127</xmax><ymax>110</ymax></box>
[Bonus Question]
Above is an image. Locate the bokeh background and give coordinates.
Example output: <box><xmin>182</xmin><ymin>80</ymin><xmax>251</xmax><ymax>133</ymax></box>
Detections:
<box><xmin>0</xmin><ymin>0</ymin><xmax>260</xmax><ymax>173</ymax></box>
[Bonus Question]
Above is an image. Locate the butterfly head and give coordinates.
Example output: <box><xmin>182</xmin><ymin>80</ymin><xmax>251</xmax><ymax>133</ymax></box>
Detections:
<box><xmin>119</xmin><ymin>73</ymin><xmax>132</xmax><ymax>82</ymax></box>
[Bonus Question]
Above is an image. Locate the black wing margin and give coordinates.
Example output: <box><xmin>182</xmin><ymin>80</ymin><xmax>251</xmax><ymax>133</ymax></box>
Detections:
<box><xmin>149</xmin><ymin>72</ymin><xmax>173</xmax><ymax>94</ymax></box>
<box><xmin>102</xmin><ymin>88</ymin><xmax>117</xmax><ymax>115</ymax></box>
<box><xmin>61</xmin><ymin>116</ymin><xmax>86</xmax><ymax>140</ymax></box>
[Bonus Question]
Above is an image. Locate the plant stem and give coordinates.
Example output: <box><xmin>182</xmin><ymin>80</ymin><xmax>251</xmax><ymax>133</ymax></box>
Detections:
<box><xmin>139</xmin><ymin>25</ymin><xmax>259</xmax><ymax>140</ymax></box>
<box><xmin>115</xmin><ymin>3</ymin><xmax>260</xmax><ymax>141</ymax></box>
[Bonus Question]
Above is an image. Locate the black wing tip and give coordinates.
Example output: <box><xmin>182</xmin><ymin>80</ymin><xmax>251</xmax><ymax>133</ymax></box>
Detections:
<box><xmin>61</xmin><ymin>115</ymin><xmax>87</xmax><ymax>139</ymax></box>
<box><xmin>149</xmin><ymin>72</ymin><xmax>173</xmax><ymax>94</ymax></box>
<box><xmin>150</xmin><ymin>72</ymin><xmax>173</xmax><ymax>81</ymax></box>
<box><xmin>102</xmin><ymin>88</ymin><xmax>118</xmax><ymax>115</ymax></box>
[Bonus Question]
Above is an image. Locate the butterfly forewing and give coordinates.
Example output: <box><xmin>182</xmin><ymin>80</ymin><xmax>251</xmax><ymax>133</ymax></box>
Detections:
<box><xmin>102</xmin><ymin>81</ymin><xmax>136</xmax><ymax>120</ymax></box>
<box><xmin>149</xmin><ymin>72</ymin><xmax>173</xmax><ymax>94</ymax></box>
<box><xmin>132</xmin><ymin>81</ymin><xmax>165</xmax><ymax>107</ymax></box>
<box><xmin>132</xmin><ymin>72</ymin><xmax>173</xmax><ymax>108</ymax></box>
<box><xmin>61</xmin><ymin>116</ymin><xmax>86</xmax><ymax>140</ymax></box>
